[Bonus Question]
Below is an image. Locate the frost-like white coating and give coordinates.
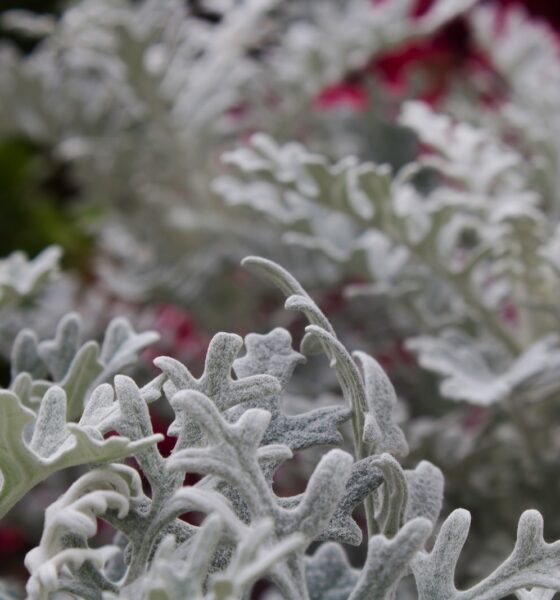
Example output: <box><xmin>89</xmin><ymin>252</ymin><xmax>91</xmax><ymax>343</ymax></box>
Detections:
<box><xmin>1</xmin><ymin>257</ymin><xmax>557</xmax><ymax>598</ymax></box>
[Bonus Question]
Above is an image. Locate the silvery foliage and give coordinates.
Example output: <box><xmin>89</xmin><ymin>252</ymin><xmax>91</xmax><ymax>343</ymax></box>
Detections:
<box><xmin>214</xmin><ymin>36</ymin><xmax>560</xmax><ymax>566</ymax></box>
<box><xmin>413</xmin><ymin>6</ymin><xmax>560</xmax><ymax>409</ymax></box>
<box><xmin>1</xmin><ymin>310</ymin><xmax>160</xmax><ymax>520</ymax></box>
<box><xmin>0</xmin><ymin>246</ymin><xmax>79</xmax><ymax>359</ymax></box>
<box><xmin>0</xmin><ymin>246</ymin><xmax>61</xmax><ymax>308</ymax></box>
<box><xmin>397</xmin><ymin>101</ymin><xmax>560</xmax><ymax>407</ymax></box>
<box><xmin>469</xmin><ymin>4</ymin><xmax>560</xmax><ymax>217</ymax></box>
<box><xmin>248</xmin><ymin>0</ymin><xmax>476</xmax><ymax>123</ymax></box>
<box><xmin>2</xmin><ymin>258</ymin><xmax>560</xmax><ymax>599</ymax></box>
<box><xmin>0</xmin><ymin>0</ymin><xmax>279</xmax><ymax>301</ymax></box>
<box><xmin>0</xmin><ymin>0</ymin><xmax>474</xmax><ymax>302</ymax></box>
<box><xmin>215</xmin><ymin>92</ymin><xmax>560</xmax><ymax>409</ymax></box>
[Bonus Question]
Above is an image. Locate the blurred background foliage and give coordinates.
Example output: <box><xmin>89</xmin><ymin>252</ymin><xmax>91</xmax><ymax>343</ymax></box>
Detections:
<box><xmin>0</xmin><ymin>0</ymin><xmax>90</xmax><ymax>274</ymax></box>
<box><xmin>1</xmin><ymin>0</ymin><xmax>558</xmax><ymax>273</ymax></box>
<box><xmin>0</xmin><ymin>138</ymin><xmax>93</xmax><ymax>270</ymax></box>
<box><xmin>0</xmin><ymin>0</ymin><xmax>557</xmax><ymax>272</ymax></box>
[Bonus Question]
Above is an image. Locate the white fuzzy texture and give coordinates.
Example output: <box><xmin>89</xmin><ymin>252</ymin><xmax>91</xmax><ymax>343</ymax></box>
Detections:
<box><xmin>0</xmin><ymin>259</ymin><xmax>556</xmax><ymax>598</ymax></box>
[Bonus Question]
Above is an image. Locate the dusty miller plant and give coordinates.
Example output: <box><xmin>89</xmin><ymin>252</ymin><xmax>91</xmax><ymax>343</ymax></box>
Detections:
<box><xmin>0</xmin><ymin>246</ymin><xmax>79</xmax><ymax>359</ymax></box>
<box><xmin>0</xmin><ymin>246</ymin><xmax>61</xmax><ymax>308</ymax></box>
<box><xmin>0</xmin><ymin>0</ymin><xmax>474</xmax><ymax>304</ymax></box>
<box><xmin>1</xmin><ymin>257</ymin><xmax>559</xmax><ymax>599</ymax></box>
<box><xmin>214</xmin><ymin>7</ymin><xmax>560</xmax><ymax>534</ymax></box>
<box><xmin>216</xmin><ymin>102</ymin><xmax>560</xmax><ymax>400</ymax></box>
<box><xmin>210</xmin><ymin>4</ymin><xmax>560</xmax><ymax>410</ymax></box>
<box><xmin>213</xmin><ymin>8</ymin><xmax>560</xmax><ymax>557</ymax></box>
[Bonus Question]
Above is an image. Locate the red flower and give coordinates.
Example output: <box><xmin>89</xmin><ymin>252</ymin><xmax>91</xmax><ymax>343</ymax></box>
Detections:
<box><xmin>499</xmin><ymin>298</ymin><xmax>519</xmax><ymax>326</ymax></box>
<box><xmin>371</xmin><ymin>16</ymin><xmax>473</xmax><ymax>105</ymax></box>
<box><xmin>414</xmin><ymin>0</ymin><xmax>560</xmax><ymax>29</ymax></box>
<box><xmin>374</xmin><ymin>340</ymin><xmax>416</xmax><ymax>373</ymax></box>
<box><xmin>463</xmin><ymin>406</ymin><xmax>489</xmax><ymax>432</ymax></box>
<box><xmin>141</xmin><ymin>303</ymin><xmax>208</xmax><ymax>368</ymax></box>
<box><xmin>494</xmin><ymin>0</ymin><xmax>560</xmax><ymax>31</ymax></box>
<box><xmin>314</xmin><ymin>82</ymin><xmax>369</xmax><ymax>111</ymax></box>
<box><xmin>0</xmin><ymin>525</ymin><xmax>27</xmax><ymax>559</ymax></box>
<box><xmin>150</xmin><ymin>413</ymin><xmax>176</xmax><ymax>458</ymax></box>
